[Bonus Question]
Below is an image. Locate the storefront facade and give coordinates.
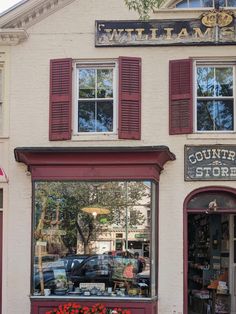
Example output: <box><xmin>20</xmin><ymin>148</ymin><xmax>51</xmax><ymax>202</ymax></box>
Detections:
<box><xmin>1</xmin><ymin>0</ymin><xmax>236</xmax><ymax>313</ymax></box>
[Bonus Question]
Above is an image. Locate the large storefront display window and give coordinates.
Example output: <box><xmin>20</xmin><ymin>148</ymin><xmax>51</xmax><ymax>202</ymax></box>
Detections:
<box><xmin>32</xmin><ymin>180</ymin><xmax>156</xmax><ymax>299</ymax></box>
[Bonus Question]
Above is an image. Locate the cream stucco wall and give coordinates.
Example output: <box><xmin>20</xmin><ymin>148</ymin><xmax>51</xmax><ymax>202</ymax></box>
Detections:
<box><xmin>3</xmin><ymin>0</ymin><xmax>236</xmax><ymax>313</ymax></box>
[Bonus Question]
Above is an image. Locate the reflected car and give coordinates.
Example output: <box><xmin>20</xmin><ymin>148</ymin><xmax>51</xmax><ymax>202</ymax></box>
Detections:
<box><xmin>33</xmin><ymin>254</ymin><xmax>90</xmax><ymax>291</ymax></box>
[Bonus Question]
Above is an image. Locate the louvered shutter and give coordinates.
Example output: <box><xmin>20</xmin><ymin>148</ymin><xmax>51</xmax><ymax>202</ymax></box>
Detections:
<box><xmin>118</xmin><ymin>57</ymin><xmax>141</xmax><ymax>140</ymax></box>
<box><xmin>49</xmin><ymin>58</ymin><xmax>72</xmax><ymax>141</ymax></box>
<box><xmin>169</xmin><ymin>59</ymin><xmax>193</xmax><ymax>135</ymax></box>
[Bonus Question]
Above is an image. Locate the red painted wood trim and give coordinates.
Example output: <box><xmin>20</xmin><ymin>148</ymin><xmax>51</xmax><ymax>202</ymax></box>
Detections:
<box><xmin>31</xmin><ymin>298</ymin><xmax>158</xmax><ymax>314</ymax></box>
<box><xmin>14</xmin><ymin>147</ymin><xmax>175</xmax><ymax>181</ymax></box>
<box><xmin>183</xmin><ymin>186</ymin><xmax>236</xmax><ymax>314</ymax></box>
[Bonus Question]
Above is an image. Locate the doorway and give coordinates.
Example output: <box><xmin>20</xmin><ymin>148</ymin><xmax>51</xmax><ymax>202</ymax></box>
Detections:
<box><xmin>184</xmin><ymin>187</ymin><xmax>236</xmax><ymax>314</ymax></box>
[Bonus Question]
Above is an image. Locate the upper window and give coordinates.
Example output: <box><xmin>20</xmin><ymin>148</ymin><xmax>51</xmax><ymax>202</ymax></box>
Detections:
<box><xmin>169</xmin><ymin>59</ymin><xmax>236</xmax><ymax>135</ymax></box>
<box><xmin>76</xmin><ymin>64</ymin><xmax>116</xmax><ymax>134</ymax></box>
<box><xmin>196</xmin><ymin>65</ymin><xmax>234</xmax><ymax>132</ymax></box>
<box><xmin>49</xmin><ymin>57</ymin><xmax>141</xmax><ymax>141</ymax></box>
<box><xmin>175</xmin><ymin>0</ymin><xmax>236</xmax><ymax>8</ymax></box>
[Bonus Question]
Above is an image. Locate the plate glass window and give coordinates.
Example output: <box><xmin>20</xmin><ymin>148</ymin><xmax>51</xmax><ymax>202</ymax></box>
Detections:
<box><xmin>32</xmin><ymin>180</ymin><xmax>156</xmax><ymax>298</ymax></box>
<box><xmin>196</xmin><ymin>65</ymin><xmax>234</xmax><ymax>132</ymax></box>
<box><xmin>77</xmin><ymin>65</ymin><xmax>115</xmax><ymax>133</ymax></box>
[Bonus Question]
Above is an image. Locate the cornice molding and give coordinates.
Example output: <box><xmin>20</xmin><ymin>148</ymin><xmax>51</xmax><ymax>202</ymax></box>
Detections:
<box><xmin>0</xmin><ymin>0</ymin><xmax>75</xmax><ymax>30</ymax></box>
<box><xmin>0</xmin><ymin>29</ymin><xmax>28</xmax><ymax>45</ymax></box>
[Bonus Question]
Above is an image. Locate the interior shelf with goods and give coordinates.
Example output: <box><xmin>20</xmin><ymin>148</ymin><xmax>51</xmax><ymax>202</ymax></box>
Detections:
<box><xmin>188</xmin><ymin>214</ymin><xmax>230</xmax><ymax>314</ymax></box>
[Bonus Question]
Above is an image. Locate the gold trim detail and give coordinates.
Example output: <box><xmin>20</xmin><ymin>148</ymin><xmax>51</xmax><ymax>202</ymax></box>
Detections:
<box><xmin>201</xmin><ymin>9</ymin><xmax>234</xmax><ymax>28</ymax></box>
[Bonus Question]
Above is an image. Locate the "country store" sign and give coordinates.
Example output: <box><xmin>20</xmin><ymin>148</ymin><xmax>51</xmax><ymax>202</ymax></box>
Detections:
<box><xmin>185</xmin><ymin>145</ymin><xmax>236</xmax><ymax>181</ymax></box>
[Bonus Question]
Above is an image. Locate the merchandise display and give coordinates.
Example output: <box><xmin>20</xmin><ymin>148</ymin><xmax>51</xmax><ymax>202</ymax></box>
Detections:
<box><xmin>188</xmin><ymin>214</ymin><xmax>230</xmax><ymax>314</ymax></box>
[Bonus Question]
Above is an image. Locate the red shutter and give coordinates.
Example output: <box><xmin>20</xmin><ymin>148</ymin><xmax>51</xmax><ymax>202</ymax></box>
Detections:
<box><xmin>118</xmin><ymin>57</ymin><xmax>141</xmax><ymax>140</ymax></box>
<box><xmin>49</xmin><ymin>58</ymin><xmax>72</xmax><ymax>141</ymax></box>
<box><xmin>169</xmin><ymin>59</ymin><xmax>193</xmax><ymax>135</ymax></box>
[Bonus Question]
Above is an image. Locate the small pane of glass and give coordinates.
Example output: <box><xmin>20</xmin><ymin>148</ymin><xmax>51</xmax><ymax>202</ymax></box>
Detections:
<box><xmin>197</xmin><ymin>67</ymin><xmax>214</xmax><ymax>97</ymax></box>
<box><xmin>219</xmin><ymin>0</ymin><xmax>226</xmax><ymax>6</ymax></box>
<box><xmin>189</xmin><ymin>0</ymin><xmax>201</xmax><ymax>7</ymax></box>
<box><xmin>97</xmin><ymin>69</ymin><xmax>113</xmax><ymax>98</ymax></box>
<box><xmin>32</xmin><ymin>181</ymin><xmax>155</xmax><ymax>298</ymax></box>
<box><xmin>176</xmin><ymin>0</ymin><xmax>189</xmax><ymax>7</ymax></box>
<box><xmin>228</xmin><ymin>0</ymin><xmax>236</xmax><ymax>6</ymax></box>
<box><xmin>78</xmin><ymin>101</ymin><xmax>95</xmax><ymax>132</ymax></box>
<box><xmin>215</xmin><ymin>67</ymin><xmax>233</xmax><ymax>97</ymax></box>
<box><xmin>197</xmin><ymin>100</ymin><xmax>233</xmax><ymax>131</ymax></box>
<box><xmin>202</xmin><ymin>0</ymin><xmax>213</xmax><ymax>6</ymax></box>
<box><xmin>79</xmin><ymin>69</ymin><xmax>95</xmax><ymax>99</ymax></box>
<box><xmin>97</xmin><ymin>101</ymin><xmax>113</xmax><ymax>132</ymax></box>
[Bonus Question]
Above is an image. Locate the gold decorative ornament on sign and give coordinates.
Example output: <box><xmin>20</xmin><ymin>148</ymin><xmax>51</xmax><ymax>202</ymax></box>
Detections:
<box><xmin>201</xmin><ymin>10</ymin><xmax>234</xmax><ymax>28</ymax></box>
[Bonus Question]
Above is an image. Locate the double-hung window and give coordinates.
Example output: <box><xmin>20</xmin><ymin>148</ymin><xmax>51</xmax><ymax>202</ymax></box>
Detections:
<box><xmin>169</xmin><ymin>59</ymin><xmax>236</xmax><ymax>135</ymax></box>
<box><xmin>49</xmin><ymin>57</ymin><xmax>141</xmax><ymax>141</ymax></box>
<box><xmin>196</xmin><ymin>64</ymin><xmax>234</xmax><ymax>132</ymax></box>
<box><xmin>76</xmin><ymin>63</ymin><xmax>116</xmax><ymax>133</ymax></box>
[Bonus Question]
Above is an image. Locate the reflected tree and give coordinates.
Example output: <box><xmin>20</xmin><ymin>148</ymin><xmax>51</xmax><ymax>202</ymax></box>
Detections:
<box><xmin>35</xmin><ymin>181</ymin><xmax>148</xmax><ymax>255</ymax></box>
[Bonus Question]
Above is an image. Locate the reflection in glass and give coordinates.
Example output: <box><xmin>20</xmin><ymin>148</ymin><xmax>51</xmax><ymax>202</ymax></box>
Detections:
<box><xmin>196</xmin><ymin>66</ymin><xmax>234</xmax><ymax>132</ymax></box>
<box><xmin>78</xmin><ymin>101</ymin><xmax>95</xmax><ymax>132</ymax></box>
<box><xmin>79</xmin><ymin>69</ymin><xmax>95</xmax><ymax>98</ymax></box>
<box><xmin>32</xmin><ymin>181</ymin><xmax>155</xmax><ymax>298</ymax></box>
<box><xmin>78</xmin><ymin>101</ymin><xmax>113</xmax><ymax>132</ymax></box>
<box><xmin>197</xmin><ymin>100</ymin><xmax>233</xmax><ymax>131</ymax></box>
<box><xmin>228</xmin><ymin>0</ymin><xmax>236</xmax><ymax>6</ymax></box>
<box><xmin>97</xmin><ymin>69</ymin><xmax>113</xmax><ymax>98</ymax></box>
<box><xmin>97</xmin><ymin>101</ymin><xmax>113</xmax><ymax>132</ymax></box>
<box><xmin>78</xmin><ymin>67</ymin><xmax>114</xmax><ymax>133</ymax></box>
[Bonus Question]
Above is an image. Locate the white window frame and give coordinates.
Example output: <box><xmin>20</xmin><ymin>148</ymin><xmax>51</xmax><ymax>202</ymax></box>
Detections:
<box><xmin>73</xmin><ymin>61</ymin><xmax>118</xmax><ymax>136</ymax></box>
<box><xmin>194</xmin><ymin>61</ymin><xmax>236</xmax><ymax>133</ymax></box>
<box><xmin>175</xmin><ymin>0</ymin><xmax>236</xmax><ymax>8</ymax></box>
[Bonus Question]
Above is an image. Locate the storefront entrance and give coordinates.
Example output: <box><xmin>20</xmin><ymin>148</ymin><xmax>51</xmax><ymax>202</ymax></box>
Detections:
<box><xmin>184</xmin><ymin>187</ymin><xmax>236</xmax><ymax>314</ymax></box>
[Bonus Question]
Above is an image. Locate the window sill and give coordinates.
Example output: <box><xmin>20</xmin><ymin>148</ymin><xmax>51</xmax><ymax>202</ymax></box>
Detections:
<box><xmin>187</xmin><ymin>133</ymin><xmax>236</xmax><ymax>140</ymax></box>
<box><xmin>30</xmin><ymin>295</ymin><xmax>158</xmax><ymax>301</ymax></box>
<box><xmin>72</xmin><ymin>133</ymin><xmax>118</xmax><ymax>142</ymax></box>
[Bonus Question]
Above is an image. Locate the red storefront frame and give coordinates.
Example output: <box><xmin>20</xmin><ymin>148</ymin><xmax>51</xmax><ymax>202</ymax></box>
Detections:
<box><xmin>14</xmin><ymin>146</ymin><xmax>175</xmax><ymax>314</ymax></box>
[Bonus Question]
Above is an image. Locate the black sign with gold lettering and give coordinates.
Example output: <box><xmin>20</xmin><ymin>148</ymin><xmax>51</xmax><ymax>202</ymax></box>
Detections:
<box><xmin>185</xmin><ymin>145</ymin><xmax>236</xmax><ymax>181</ymax></box>
<box><xmin>95</xmin><ymin>10</ymin><xmax>236</xmax><ymax>46</ymax></box>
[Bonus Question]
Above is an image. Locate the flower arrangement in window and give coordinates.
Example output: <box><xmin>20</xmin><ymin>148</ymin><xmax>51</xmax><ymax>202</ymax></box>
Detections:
<box><xmin>46</xmin><ymin>303</ymin><xmax>132</xmax><ymax>314</ymax></box>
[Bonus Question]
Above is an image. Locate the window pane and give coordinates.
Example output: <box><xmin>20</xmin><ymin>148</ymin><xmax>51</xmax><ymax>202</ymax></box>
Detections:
<box><xmin>197</xmin><ymin>67</ymin><xmax>214</xmax><ymax>97</ymax></box>
<box><xmin>202</xmin><ymin>0</ymin><xmax>213</xmax><ymax>6</ymax></box>
<box><xmin>228</xmin><ymin>0</ymin><xmax>236</xmax><ymax>6</ymax></box>
<box><xmin>78</xmin><ymin>101</ymin><xmax>95</xmax><ymax>132</ymax></box>
<box><xmin>32</xmin><ymin>181</ymin><xmax>154</xmax><ymax>298</ymax></box>
<box><xmin>215</xmin><ymin>67</ymin><xmax>233</xmax><ymax>97</ymax></box>
<box><xmin>97</xmin><ymin>101</ymin><xmax>113</xmax><ymax>132</ymax></box>
<box><xmin>189</xmin><ymin>0</ymin><xmax>201</xmax><ymax>7</ymax></box>
<box><xmin>218</xmin><ymin>0</ymin><xmax>226</xmax><ymax>5</ymax></box>
<box><xmin>197</xmin><ymin>100</ymin><xmax>233</xmax><ymax>131</ymax></box>
<box><xmin>97</xmin><ymin>69</ymin><xmax>113</xmax><ymax>98</ymax></box>
<box><xmin>79</xmin><ymin>69</ymin><xmax>95</xmax><ymax>98</ymax></box>
<box><xmin>176</xmin><ymin>0</ymin><xmax>189</xmax><ymax>7</ymax></box>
